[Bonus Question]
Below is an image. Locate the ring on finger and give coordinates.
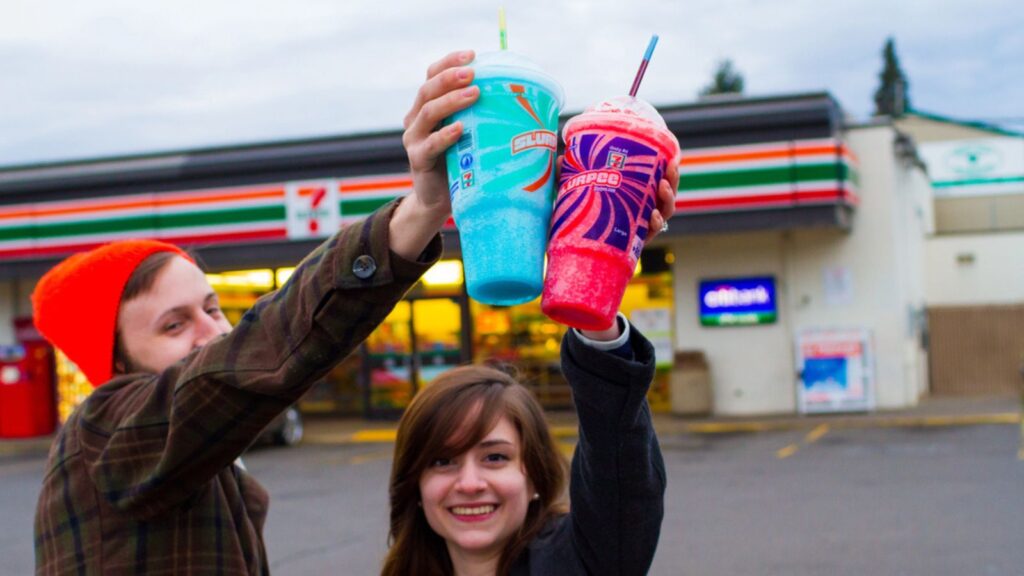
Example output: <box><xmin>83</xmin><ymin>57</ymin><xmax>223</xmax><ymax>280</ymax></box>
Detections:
<box><xmin>660</xmin><ymin>221</ymin><xmax>669</xmax><ymax>233</ymax></box>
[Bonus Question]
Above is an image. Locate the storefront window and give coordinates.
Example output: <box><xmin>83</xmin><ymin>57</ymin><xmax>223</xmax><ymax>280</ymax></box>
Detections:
<box><xmin>50</xmin><ymin>251</ymin><xmax>674</xmax><ymax>421</ymax></box>
<box><xmin>365</xmin><ymin>302</ymin><xmax>414</xmax><ymax>411</ymax></box>
<box><xmin>411</xmin><ymin>298</ymin><xmax>463</xmax><ymax>385</ymax></box>
<box><xmin>470</xmin><ymin>299</ymin><xmax>570</xmax><ymax>407</ymax></box>
<box><xmin>206</xmin><ymin>269</ymin><xmax>273</xmax><ymax>326</ymax></box>
<box><xmin>55</xmin><ymin>350</ymin><xmax>91</xmax><ymax>424</ymax></box>
<box><xmin>469</xmin><ymin>249</ymin><xmax>675</xmax><ymax>412</ymax></box>
<box><xmin>203</xmin><ymin>260</ymin><xmax>468</xmax><ymax>417</ymax></box>
<box><xmin>620</xmin><ymin>267</ymin><xmax>674</xmax><ymax>412</ymax></box>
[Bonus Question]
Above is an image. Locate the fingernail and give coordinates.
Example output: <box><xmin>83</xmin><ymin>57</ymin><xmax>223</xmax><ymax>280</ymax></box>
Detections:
<box><xmin>462</xmin><ymin>86</ymin><xmax>477</xmax><ymax>98</ymax></box>
<box><xmin>457</xmin><ymin>67</ymin><xmax>471</xmax><ymax>80</ymax></box>
<box><xmin>448</xmin><ymin>122</ymin><xmax>462</xmax><ymax>135</ymax></box>
<box><xmin>460</xmin><ymin>50</ymin><xmax>473</xmax><ymax>63</ymax></box>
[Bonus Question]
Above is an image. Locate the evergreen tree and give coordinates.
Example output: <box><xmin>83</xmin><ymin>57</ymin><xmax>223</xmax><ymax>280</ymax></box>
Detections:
<box><xmin>699</xmin><ymin>59</ymin><xmax>745</xmax><ymax>97</ymax></box>
<box><xmin>873</xmin><ymin>37</ymin><xmax>911</xmax><ymax>117</ymax></box>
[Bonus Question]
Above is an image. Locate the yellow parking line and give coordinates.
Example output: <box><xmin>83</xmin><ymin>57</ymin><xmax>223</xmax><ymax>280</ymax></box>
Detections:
<box><xmin>776</xmin><ymin>444</ymin><xmax>799</xmax><ymax>459</ymax></box>
<box><xmin>776</xmin><ymin>424</ymin><xmax>829</xmax><ymax>460</ymax></box>
<box><xmin>901</xmin><ymin>414</ymin><xmax>1020</xmax><ymax>427</ymax></box>
<box><xmin>351</xmin><ymin>429</ymin><xmax>398</xmax><ymax>443</ymax></box>
<box><xmin>685</xmin><ymin>413</ymin><xmax>1020</xmax><ymax>435</ymax></box>
<box><xmin>804</xmin><ymin>424</ymin><xmax>830</xmax><ymax>444</ymax></box>
<box><xmin>688</xmin><ymin>421</ymin><xmax>787</xmax><ymax>434</ymax></box>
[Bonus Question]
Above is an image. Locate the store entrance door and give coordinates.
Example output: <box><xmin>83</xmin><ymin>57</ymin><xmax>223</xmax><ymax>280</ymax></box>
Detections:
<box><xmin>363</xmin><ymin>296</ymin><xmax>466</xmax><ymax>419</ymax></box>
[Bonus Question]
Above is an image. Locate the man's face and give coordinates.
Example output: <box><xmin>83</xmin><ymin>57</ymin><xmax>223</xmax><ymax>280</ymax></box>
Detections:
<box><xmin>116</xmin><ymin>255</ymin><xmax>232</xmax><ymax>375</ymax></box>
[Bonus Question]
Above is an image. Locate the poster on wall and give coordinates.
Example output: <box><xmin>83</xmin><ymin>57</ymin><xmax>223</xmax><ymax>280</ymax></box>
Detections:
<box><xmin>823</xmin><ymin>266</ymin><xmax>854</xmax><ymax>306</ymax></box>
<box><xmin>795</xmin><ymin>327</ymin><xmax>875</xmax><ymax>414</ymax></box>
<box><xmin>629</xmin><ymin>308</ymin><xmax>673</xmax><ymax>369</ymax></box>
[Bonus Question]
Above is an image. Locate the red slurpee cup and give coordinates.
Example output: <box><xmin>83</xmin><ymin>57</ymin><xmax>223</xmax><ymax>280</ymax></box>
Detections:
<box><xmin>541</xmin><ymin>96</ymin><xmax>680</xmax><ymax>330</ymax></box>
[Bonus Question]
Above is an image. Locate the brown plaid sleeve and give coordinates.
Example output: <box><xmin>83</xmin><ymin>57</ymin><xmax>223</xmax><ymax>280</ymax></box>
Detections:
<box><xmin>75</xmin><ymin>198</ymin><xmax>440</xmax><ymax>518</ymax></box>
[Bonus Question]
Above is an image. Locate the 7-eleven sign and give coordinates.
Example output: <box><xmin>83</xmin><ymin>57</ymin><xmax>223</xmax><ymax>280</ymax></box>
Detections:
<box><xmin>286</xmin><ymin>181</ymin><xmax>340</xmax><ymax>239</ymax></box>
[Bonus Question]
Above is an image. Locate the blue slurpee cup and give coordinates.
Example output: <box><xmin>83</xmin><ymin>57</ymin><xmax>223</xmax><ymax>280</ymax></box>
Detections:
<box><xmin>444</xmin><ymin>51</ymin><xmax>564</xmax><ymax>305</ymax></box>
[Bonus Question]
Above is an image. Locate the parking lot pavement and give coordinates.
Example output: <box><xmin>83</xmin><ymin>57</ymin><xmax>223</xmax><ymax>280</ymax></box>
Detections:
<box><xmin>2</xmin><ymin>396</ymin><xmax>1020</xmax><ymax>575</ymax></box>
<box><xmin>253</xmin><ymin>420</ymin><xmax>1024</xmax><ymax>575</ymax></box>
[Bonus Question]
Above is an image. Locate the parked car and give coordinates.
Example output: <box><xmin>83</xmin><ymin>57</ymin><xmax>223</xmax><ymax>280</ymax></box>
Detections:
<box><xmin>257</xmin><ymin>406</ymin><xmax>304</xmax><ymax>447</ymax></box>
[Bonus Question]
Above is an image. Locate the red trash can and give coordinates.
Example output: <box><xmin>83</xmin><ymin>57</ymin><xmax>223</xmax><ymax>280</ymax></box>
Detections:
<box><xmin>0</xmin><ymin>344</ymin><xmax>56</xmax><ymax>438</ymax></box>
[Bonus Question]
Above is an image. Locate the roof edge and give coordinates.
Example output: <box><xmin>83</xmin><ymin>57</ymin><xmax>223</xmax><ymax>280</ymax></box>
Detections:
<box><xmin>904</xmin><ymin>108</ymin><xmax>1024</xmax><ymax>138</ymax></box>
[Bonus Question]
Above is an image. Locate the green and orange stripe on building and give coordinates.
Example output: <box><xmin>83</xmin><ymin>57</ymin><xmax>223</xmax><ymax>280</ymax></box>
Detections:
<box><xmin>676</xmin><ymin>138</ymin><xmax>859</xmax><ymax>213</ymax></box>
<box><xmin>338</xmin><ymin>176</ymin><xmax>412</xmax><ymax>225</ymax></box>
<box><xmin>338</xmin><ymin>176</ymin><xmax>457</xmax><ymax>229</ymax></box>
<box><xmin>0</xmin><ymin>185</ymin><xmax>288</xmax><ymax>260</ymax></box>
<box><xmin>0</xmin><ymin>137</ymin><xmax>860</xmax><ymax>262</ymax></box>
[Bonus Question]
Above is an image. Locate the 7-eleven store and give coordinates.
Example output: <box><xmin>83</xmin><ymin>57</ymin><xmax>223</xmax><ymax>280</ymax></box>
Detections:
<box><xmin>0</xmin><ymin>92</ymin><xmax>932</xmax><ymax>427</ymax></box>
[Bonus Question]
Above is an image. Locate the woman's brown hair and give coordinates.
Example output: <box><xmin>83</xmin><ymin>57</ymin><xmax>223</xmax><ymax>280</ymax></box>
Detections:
<box><xmin>381</xmin><ymin>365</ymin><xmax>567</xmax><ymax>576</ymax></box>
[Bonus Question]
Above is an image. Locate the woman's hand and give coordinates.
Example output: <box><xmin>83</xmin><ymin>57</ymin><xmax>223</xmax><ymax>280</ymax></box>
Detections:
<box><xmin>646</xmin><ymin>159</ymin><xmax>679</xmax><ymax>243</ymax></box>
<box><xmin>389</xmin><ymin>50</ymin><xmax>481</xmax><ymax>261</ymax></box>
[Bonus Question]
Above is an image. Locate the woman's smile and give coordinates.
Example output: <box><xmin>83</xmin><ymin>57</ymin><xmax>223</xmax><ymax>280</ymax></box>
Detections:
<box><xmin>449</xmin><ymin>503</ymin><xmax>499</xmax><ymax>522</ymax></box>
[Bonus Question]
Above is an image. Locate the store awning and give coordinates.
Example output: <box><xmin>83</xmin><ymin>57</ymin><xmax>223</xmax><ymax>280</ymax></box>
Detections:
<box><xmin>0</xmin><ymin>92</ymin><xmax>858</xmax><ymax>278</ymax></box>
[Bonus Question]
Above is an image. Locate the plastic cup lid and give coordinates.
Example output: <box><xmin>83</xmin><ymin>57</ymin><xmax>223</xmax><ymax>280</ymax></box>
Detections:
<box><xmin>565</xmin><ymin>95</ymin><xmax>680</xmax><ymax>160</ymax></box>
<box><xmin>471</xmin><ymin>51</ymin><xmax>565</xmax><ymax>107</ymax></box>
<box><xmin>583</xmin><ymin>95</ymin><xmax>669</xmax><ymax>128</ymax></box>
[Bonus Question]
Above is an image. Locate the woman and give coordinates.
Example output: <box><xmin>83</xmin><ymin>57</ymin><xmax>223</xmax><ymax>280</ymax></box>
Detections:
<box><xmin>31</xmin><ymin>50</ymin><xmax>482</xmax><ymax>576</ymax></box>
<box><xmin>383</xmin><ymin>312</ymin><xmax>667</xmax><ymax>576</ymax></box>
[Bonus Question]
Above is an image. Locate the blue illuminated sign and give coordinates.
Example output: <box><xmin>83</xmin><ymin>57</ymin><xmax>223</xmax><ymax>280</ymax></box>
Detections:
<box><xmin>699</xmin><ymin>276</ymin><xmax>777</xmax><ymax>326</ymax></box>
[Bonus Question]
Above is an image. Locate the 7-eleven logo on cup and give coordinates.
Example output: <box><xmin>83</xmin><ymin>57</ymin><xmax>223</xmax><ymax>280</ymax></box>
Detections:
<box><xmin>461</xmin><ymin>170</ymin><xmax>475</xmax><ymax>189</ymax></box>
<box><xmin>606</xmin><ymin>152</ymin><xmax>628</xmax><ymax>169</ymax></box>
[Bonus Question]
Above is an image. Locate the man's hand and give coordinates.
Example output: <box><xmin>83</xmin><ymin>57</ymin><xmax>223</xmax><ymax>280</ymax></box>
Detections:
<box><xmin>390</xmin><ymin>50</ymin><xmax>481</xmax><ymax>261</ymax></box>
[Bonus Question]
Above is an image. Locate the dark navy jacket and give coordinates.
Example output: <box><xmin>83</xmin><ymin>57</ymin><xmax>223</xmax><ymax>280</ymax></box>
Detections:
<box><xmin>511</xmin><ymin>324</ymin><xmax>666</xmax><ymax>575</ymax></box>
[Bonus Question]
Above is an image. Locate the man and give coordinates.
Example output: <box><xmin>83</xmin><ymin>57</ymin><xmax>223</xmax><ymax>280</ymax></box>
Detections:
<box><xmin>32</xmin><ymin>50</ymin><xmax>483</xmax><ymax>576</ymax></box>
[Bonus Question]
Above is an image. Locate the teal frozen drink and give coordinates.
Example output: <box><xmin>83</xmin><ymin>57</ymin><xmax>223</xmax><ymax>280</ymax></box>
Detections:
<box><xmin>444</xmin><ymin>51</ymin><xmax>564</xmax><ymax>305</ymax></box>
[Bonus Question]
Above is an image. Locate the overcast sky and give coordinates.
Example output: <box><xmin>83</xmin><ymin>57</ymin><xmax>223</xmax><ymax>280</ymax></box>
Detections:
<box><xmin>2</xmin><ymin>0</ymin><xmax>1021</xmax><ymax>168</ymax></box>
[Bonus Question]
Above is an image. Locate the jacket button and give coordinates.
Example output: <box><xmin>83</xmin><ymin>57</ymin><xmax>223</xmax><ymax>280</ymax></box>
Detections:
<box><xmin>352</xmin><ymin>255</ymin><xmax>377</xmax><ymax>279</ymax></box>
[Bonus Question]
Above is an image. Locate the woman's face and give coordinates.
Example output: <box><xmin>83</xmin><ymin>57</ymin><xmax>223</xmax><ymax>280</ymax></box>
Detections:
<box><xmin>418</xmin><ymin>415</ymin><xmax>533</xmax><ymax>564</ymax></box>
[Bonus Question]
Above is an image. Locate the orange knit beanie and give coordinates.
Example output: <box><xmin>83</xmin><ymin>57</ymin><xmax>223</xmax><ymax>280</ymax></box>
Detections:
<box><xmin>31</xmin><ymin>240</ymin><xmax>191</xmax><ymax>387</ymax></box>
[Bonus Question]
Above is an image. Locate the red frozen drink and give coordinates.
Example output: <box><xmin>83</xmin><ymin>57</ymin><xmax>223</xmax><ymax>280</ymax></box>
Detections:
<box><xmin>541</xmin><ymin>96</ymin><xmax>680</xmax><ymax>330</ymax></box>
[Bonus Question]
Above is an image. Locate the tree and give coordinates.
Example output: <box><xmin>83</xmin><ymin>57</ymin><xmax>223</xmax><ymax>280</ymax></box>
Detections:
<box><xmin>699</xmin><ymin>59</ymin><xmax>745</xmax><ymax>97</ymax></box>
<box><xmin>873</xmin><ymin>37</ymin><xmax>911</xmax><ymax>117</ymax></box>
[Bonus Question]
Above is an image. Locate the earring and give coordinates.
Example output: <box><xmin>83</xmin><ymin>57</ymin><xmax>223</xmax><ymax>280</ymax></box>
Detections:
<box><xmin>531</xmin><ymin>492</ymin><xmax>540</xmax><ymax>501</ymax></box>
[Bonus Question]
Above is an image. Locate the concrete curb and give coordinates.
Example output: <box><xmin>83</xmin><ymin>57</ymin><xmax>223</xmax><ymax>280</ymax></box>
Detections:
<box><xmin>678</xmin><ymin>412</ymin><xmax>1020</xmax><ymax>435</ymax></box>
<box><xmin>301</xmin><ymin>412</ymin><xmax>1021</xmax><ymax>446</ymax></box>
<box><xmin>305</xmin><ymin>424</ymin><xmax>582</xmax><ymax>446</ymax></box>
<box><xmin>6</xmin><ymin>411</ymin><xmax>1020</xmax><ymax>456</ymax></box>
<box><xmin>0</xmin><ymin>436</ymin><xmax>53</xmax><ymax>461</ymax></box>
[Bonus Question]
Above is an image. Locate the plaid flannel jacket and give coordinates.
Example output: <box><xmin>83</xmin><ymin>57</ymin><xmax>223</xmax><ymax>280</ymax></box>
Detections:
<box><xmin>34</xmin><ymin>201</ymin><xmax>440</xmax><ymax>575</ymax></box>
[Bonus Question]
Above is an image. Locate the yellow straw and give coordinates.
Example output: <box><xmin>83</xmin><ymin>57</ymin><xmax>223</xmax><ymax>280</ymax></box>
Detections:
<box><xmin>499</xmin><ymin>7</ymin><xmax>507</xmax><ymax>50</ymax></box>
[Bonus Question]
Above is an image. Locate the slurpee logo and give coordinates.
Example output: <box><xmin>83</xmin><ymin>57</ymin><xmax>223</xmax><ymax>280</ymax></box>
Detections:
<box><xmin>509</xmin><ymin>83</ymin><xmax>555</xmax><ymax>193</ymax></box>
<box><xmin>511</xmin><ymin>130</ymin><xmax>557</xmax><ymax>154</ymax></box>
<box><xmin>562</xmin><ymin>169</ymin><xmax>622</xmax><ymax>192</ymax></box>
